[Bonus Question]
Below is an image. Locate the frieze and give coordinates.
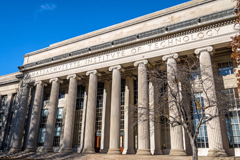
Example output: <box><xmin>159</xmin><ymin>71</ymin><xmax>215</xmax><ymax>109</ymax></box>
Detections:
<box><xmin>18</xmin><ymin>9</ymin><xmax>235</xmax><ymax>71</ymax></box>
<box><xmin>26</xmin><ymin>20</ymin><xmax>236</xmax><ymax>79</ymax></box>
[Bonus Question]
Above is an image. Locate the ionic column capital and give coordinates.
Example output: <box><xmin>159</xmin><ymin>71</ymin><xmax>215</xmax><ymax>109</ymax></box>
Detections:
<box><xmin>194</xmin><ymin>46</ymin><xmax>213</xmax><ymax>55</ymax></box>
<box><xmin>34</xmin><ymin>81</ymin><xmax>47</xmax><ymax>87</ymax></box>
<box><xmin>67</xmin><ymin>74</ymin><xmax>81</xmax><ymax>80</ymax></box>
<box><xmin>86</xmin><ymin>70</ymin><xmax>101</xmax><ymax>76</ymax></box>
<box><xmin>134</xmin><ymin>60</ymin><xmax>148</xmax><ymax>67</ymax></box>
<box><xmin>109</xmin><ymin>65</ymin><xmax>125</xmax><ymax>72</ymax></box>
<box><xmin>49</xmin><ymin>78</ymin><xmax>63</xmax><ymax>84</ymax></box>
<box><xmin>162</xmin><ymin>53</ymin><xmax>178</xmax><ymax>61</ymax></box>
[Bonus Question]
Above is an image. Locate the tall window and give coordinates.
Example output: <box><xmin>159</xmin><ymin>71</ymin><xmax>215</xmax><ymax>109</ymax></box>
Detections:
<box><xmin>134</xmin><ymin>79</ymin><xmax>138</xmax><ymax>149</ymax></box>
<box><xmin>38</xmin><ymin>109</ymin><xmax>48</xmax><ymax>146</ymax></box>
<box><xmin>53</xmin><ymin>108</ymin><xmax>63</xmax><ymax>147</ymax></box>
<box><xmin>134</xmin><ymin>80</ymin><xmax>138</xmax><ymax>105</ymax></box>
<box><xmin>73</xmin><ymin>85</ymin><xmax>85</xmax><ymax>148</ymax></box>
<box><xmin>120</xmin><ymin>80</ymin><xmax>125</xmax><ymax>134</ymax></box>
<box><xmin>222</xmin><ymin>88</ymin><xmax>240</xmax><ymax>148</ymax></box>
<box><xmin>218</xmin><ymin>61</ymin><xmax>234</xmax><ymax>76</ymax></box>
<box><xmin>95</xmin><ymin>83</ymin><xmax>104</xmax><ymax>136</ymax></box>
<box><xmin>192</xmin><ymin>92</ymin><xmax>209</xmax><ymax>148</ymax></box>
<box><xmin>161</xmin><ymin>117</ymin><xmax>171</xmax><ymax>149</ymax></box>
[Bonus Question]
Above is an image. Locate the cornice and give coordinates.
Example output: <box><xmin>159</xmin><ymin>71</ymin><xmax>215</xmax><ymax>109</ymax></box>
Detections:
<box><xmin>19</xmin><ymin>8</ymin><xmax>235</xmax><ymax>72</ymax></box>
<box><xmin>0</xmin><ymin>79</ymin><xmax>19</xmax><ymax>86</ymax></box>
<box><xmin>23</xmin><ymin>0</ymin><xmax>216</xmax><ymax>58</ymax></box>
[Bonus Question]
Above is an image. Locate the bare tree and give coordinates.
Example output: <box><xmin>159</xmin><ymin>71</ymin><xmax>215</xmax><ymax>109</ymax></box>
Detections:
<box><xmin>132</xmin><ymin>57</ymin><xmax>230</xmax><ymax>160</ymax></box>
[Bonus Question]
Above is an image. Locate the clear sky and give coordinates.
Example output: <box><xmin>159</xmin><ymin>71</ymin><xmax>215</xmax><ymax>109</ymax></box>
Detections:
<box><xmin>0</xmin><ymin>0</ymin><xmax>190</xmax><ymax>76</ymax></box>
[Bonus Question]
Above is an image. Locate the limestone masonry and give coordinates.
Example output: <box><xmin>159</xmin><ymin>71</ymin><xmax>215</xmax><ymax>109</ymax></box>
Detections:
<box><xmin>0</xmin><ymin>0</ymin><xmax>239</xmax><ymax>158</ymax></box>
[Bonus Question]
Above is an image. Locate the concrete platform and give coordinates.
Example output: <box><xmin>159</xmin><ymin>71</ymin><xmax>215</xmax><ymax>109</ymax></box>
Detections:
<box><xmin>0</xmin><ymin>152</ymin><xmax>239</xmax><ymax>160</ymax></box>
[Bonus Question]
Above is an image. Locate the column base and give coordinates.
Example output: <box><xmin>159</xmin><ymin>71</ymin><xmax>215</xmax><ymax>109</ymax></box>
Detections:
<box><xmin>100</xmin><ymin>149</ymin><xmax>108</xmax><ymax>154</ymax></box>
<box><xmin>207</xmin><ymin>149</ymin><xmax>227</xmax><ymax>157</ymax></box>
<box><xmin>154</xmin><ymin>150</ymin><xmax>163</xmax><ymax>155</ymax></box>
<box><xmin>136</xmin><ymin>149</ymin><xmax>151</xmax><ymax>155</ymax></box>
<box><xmin>9</xmin><ymin>147</ymin><xmax>20</xmax><ymax>154</ymax></box>
<box><xmin>24</xmin><ymin>147</ymin><xmax>36</xmax><ymax>152</ymax></box>
<box><xmin>107</xmin><ymin>148</ymin><xmax>121</xmax><ymax>155</ymax></box>
<box><xmin>61</xmin><ymin>148</ymin><xmax>73</xmax><ymax>153</ymax></box>
<box><xmin>82</xmin><ymin>148</ymin><xmax>96</xmax><ymax>154</ymax></box>
<box><xmin>41</xmin><ymin>147</ymin><xmax>53</xmax><ymax>153</ymax></box>
<box><xmin>127</xmin><ymin>149</ymin><xmax>136</xmax><ymax>154</ymax></box>
<box><xmin>169</xmin><ymin>149</ymin><xmax>187</xmax><ymax>156</ymax></box>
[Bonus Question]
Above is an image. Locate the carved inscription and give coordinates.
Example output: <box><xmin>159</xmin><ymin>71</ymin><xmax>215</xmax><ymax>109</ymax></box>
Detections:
<box><xmin>27</xmin><ymin>27</ymin><xmax>224</xmax><ymax>78</ymax></box>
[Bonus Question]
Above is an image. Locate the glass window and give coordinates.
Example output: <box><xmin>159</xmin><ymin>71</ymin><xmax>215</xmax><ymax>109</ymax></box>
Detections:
<box><xmin>192</xmin><ymin>92</ymin><xmax>209</xmax><ymax>148</ymax></box>
<box><xmin>218</xmin><ymin>61</ymin><xmax>234</xmax><ymax>76</ymax></box>
<box><xmin>73</xmin><ymin>85</ymin><xmax>85</xmax><ymax>148</ymax></box>
<box><xmin>161</xmin><ymin>117</ymin><xmax>171</xmax><ymax>149</ymax></box>
<box><xmin>95</xmin><ymin>83</ymin><xmax>104</xmax><ymax>136</ymax></box>
<box><xmin>134</xmin><ymin>79</ymin><xmax>138</xmax><ymax>105</ymax></box>
<box><xmin>222</xmin><ymin>88</ymin><xmax>240</xmax><ymax>148</ymax></box>
<box><xmin>59</xmin><ymin>90</ymin><xmax>65</xmax><ymax>99</ymax></box>
<box><xmin>38</xmin><ymin>109</ymin><xmax>48</xmax><ymax>146</ymax></box>
<box><xmin>53</xmin><ymin>108</ymin><xmax>63</xmax><ymax>147</ymax></box>
<box><xmin>120</xmin><ymin>80</ymin><xmax>125</xmax><ymax>132</ymax></box>
<box><xmin>76</xmin><ymin>86</ymin><xmax>85</xmax><ymax>110</ymax></box>
<box><xmin>96</xmin><ymin>83</ymin><xmax>104</xmax><ymax>108</ymax></box>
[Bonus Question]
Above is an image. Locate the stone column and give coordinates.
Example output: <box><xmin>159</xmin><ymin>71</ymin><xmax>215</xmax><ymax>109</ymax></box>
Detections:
<box><xmin>162</xmin><ymin>53</ymin><xmax>186</xmax><ymax>156</ymax></box>
<box><xmin>9</xmin><ymin>84</ymin><xmax>30</xmax><ymax>153</ymax></box>
<box><xmin>25</xmin><ymin>81</ymin><xmax>46</xmax><ymax>152</ymax></box>
<box><xmin>0</xmin><ymin>93</ymin><xmax>13</xmax><ymax>150</ymax></box>
<box><xmin>83</xmin><ymin>70</ymin><xmax>100</xmax><ymax>154</ymax></box>
<box><xmin>42</xmin><ymin>78</ymin><xmax>63</xmax><ymax>153</ymax></box>
<box><xmin>149</xmin><ymin>82</ymin><xmax>162</xmax><ymax>155</ymax></box>
<box><xmin>134</xmin><ymin>60</ymin><xmax>151</xmax><ymax>155</ymax></box>
<box><xmin>123</xmin><ymin>75</ymin><xmax>135</xmax><ymax>154</ymax></box>
<box><xmin>79</xmin><ymin>84</ymin><xmax>88</xmax><ymax>153</ymax></box>
<box><xmin>194</xmin><ymin>46</ymin><xmax>227</xmax><ymax>157</ymax></box>
<box><xmin>61</xmin><ymin>74</ymin><xmax>80</xmax><ymax>153</ymax></box>
<box><xmin>100</xmin><ymin>79</ymin><xmax>111</xmax><ymax>153</ymax></box>
<box><xmin>108</xmin><ymin>65</ymin><xmax>124</xmax><ymax>155</ymax></box>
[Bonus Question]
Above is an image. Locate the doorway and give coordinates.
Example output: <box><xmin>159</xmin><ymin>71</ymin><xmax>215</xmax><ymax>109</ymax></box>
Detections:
<box><xmin>95</xmin><ymin>136</ymin><xmax>101</xmax><ymax>153</ymax></box>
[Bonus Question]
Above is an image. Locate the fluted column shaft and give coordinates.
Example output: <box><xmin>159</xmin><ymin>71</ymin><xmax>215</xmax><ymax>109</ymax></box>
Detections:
<box><xmin>108</xmin><ymin>65</ymin><xmax>123</xmax><ymax>154</ymax></box>
<box><xmin>134</xmin><ymin>60</ymin><xmax>151</xmax><ymax>155</ymax></box>
<box><xmin>25</xmin><ymin>81</ymin><xmax>46</xmax><ymax>152</ymax></box>
<box><xmin>100</xmin><ymin>80</ymin><xmax>111</xmax><ymax>153</ymax></box>
<box><xmin>61</xmin><ymin>74</ymin><xmax>80</xmax><ymax>153</ymax></box>
<box><xmin>10</xmin><ymin>84</ymin><xmax>30</xmax><ymax>153</ymax></box>
<box><xmin>163</xmin><ymin>54</ymin><xmax>186</xmax><ymax>156</ymax></box>
<box><xmin>123</xmin><ymin>76</ymin><xmax>135</xmax><ymax>154</ymax></box>
<box><xmin>83</xmin><ymin>70</ymin><xmax>99</xmax><ymax>154</ymax></box>
<box><xmin>42</xmin><ymin>78</ymin><xmax>62</xmax><ymax>153</ymax></box>
<box><xmin>195</xmin><ymin>46</ymin><xmax>227</xmax><ymax>157</ymax></box>
<box><xmin>149</xmin><ymin>82</ymin><xmax>162</xmax><ymax>155</ymax></box>
<box><xmin>0</xmin><ymin>94</ymin><xmax>13</xmax><ymax>150</ymax></box>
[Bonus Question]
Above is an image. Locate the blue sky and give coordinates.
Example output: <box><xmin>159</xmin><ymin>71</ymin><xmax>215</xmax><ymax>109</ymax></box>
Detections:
<box><xmin>0</xmin><ymin>0</ymin><xmax>189</xmax><ymax>76</ymax></box>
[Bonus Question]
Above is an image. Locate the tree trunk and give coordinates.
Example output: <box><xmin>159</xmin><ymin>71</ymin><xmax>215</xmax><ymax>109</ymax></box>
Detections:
<box><xmin>190</xmin><ymin>139</ymin><xmax>198</xmax><ymax>160</ymax></box>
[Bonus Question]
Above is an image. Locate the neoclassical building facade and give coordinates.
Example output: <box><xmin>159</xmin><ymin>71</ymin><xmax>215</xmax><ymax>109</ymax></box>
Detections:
<box><xmin>0</xmin><ymin>0</ymin><xmax>239</xmax><ymax>157</ymax></box>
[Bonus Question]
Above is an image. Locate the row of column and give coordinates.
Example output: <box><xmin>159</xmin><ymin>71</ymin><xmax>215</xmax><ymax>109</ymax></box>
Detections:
<box><xmin>9</xmin><ymin>46</ymin><xmax>227</xmax><ymax>157</ymax></box>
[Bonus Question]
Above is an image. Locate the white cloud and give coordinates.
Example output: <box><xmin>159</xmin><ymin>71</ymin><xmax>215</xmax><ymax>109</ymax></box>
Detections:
<box><xmin>35</xmin><ymin>3</ymin><xmax>56</xmax><ymax>18</ymax></box>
